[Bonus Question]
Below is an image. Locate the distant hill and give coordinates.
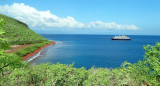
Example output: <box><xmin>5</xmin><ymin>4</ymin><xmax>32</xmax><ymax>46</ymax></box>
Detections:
<box><xmin>0</xmin><ymin>14</ymin><xmax>47</xmax><ymax>45</ymax></box>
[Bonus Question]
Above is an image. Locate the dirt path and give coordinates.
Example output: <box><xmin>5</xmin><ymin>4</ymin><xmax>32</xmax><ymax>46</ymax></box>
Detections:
<box><xmin>5</xmin><ymin>41</ymin><xmax>56</xmax><ymax>61</ymax></box>
<box><xmin>5</xmin><ymin>44</ymin><xmax>32</xmax><ymax>53</ymax></box>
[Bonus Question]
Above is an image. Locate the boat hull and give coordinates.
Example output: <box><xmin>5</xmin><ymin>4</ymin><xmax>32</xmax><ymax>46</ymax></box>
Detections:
<box><xmin>111</xmin><ymin>38</ymin><xmax>131</xmax><ymax>40</ymax></box>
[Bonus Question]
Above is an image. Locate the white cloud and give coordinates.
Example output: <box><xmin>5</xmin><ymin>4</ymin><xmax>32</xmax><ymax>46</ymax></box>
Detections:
<box><xmin>0</xmin><ymin>3</ymin><xmax>138</xmax><ymax>30</ymax></box>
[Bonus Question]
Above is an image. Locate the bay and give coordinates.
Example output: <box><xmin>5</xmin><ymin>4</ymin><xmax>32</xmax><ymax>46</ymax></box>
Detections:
<box><xmin>31</xmin><ymin>34</ymin><xmax>160</xmax><ymax>69</ymax></box>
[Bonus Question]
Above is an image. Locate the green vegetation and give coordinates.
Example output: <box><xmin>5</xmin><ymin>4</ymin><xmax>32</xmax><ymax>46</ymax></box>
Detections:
<box><xmin>1</xmin><ymin>15</ymin><xmax>160</xmax><ymax>85</ymax></box>
<box><xmin>14</xmin><ymin>41</ymin><xmax>52</xmax><ymax>57</ymax></box>
<box><xmin>0</xmin><ymin>14</ymin><xmax>47</xmax><ymax>45</ymax></box>
<box><xmin>1</xmin><ymin>42</ymin><xmax>160</xmax><ymax>86</ymax></box>
<box><xmin>0</xmin><ymin>14</ymin><xmax>51</xmax><ymax>58</ymax></box>
<box><xmin>0</xmin><ymin>18</ymin><xmax>25</xmax><ymax>82</ymax></box>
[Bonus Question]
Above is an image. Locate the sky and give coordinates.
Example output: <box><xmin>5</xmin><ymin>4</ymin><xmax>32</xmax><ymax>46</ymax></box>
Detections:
<box><xmin>0</xmin><ymin>0</ymin><xmax>160</xmax><ymax>35</ymax></box>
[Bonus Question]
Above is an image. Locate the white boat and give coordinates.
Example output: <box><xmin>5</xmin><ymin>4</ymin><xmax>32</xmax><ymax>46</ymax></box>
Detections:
<box><xmin>111</xmin><ymin>35</ymin><xmax>131</xmax><ymax>40</ymax></box>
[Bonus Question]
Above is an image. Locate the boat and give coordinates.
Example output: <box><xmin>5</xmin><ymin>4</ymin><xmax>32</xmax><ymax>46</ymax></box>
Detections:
<box><xmin>111</xmin><ymin>35</ymin><xmax>131</xmax><ymax>40</ymax></box>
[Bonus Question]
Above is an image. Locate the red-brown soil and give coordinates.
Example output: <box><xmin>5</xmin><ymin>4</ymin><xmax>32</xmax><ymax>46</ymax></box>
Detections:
<box><xmin>22</xmin><ymin>41</ymin><xmax>56</xmax><ymax>60</ymax></box>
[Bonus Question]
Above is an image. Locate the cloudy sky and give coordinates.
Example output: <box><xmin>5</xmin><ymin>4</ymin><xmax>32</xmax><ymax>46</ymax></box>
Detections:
<box><xmin>0</xmin><ymin>0</ymin><xmax>160</xmax><ymax>35</ymax></box>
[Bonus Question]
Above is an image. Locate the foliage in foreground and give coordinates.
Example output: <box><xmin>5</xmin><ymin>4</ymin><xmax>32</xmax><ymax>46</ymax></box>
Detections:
<box><xmin>1</xmin><ymin>18</ymin><xmax>160</xmax><ymax>85</ymax></box>
<box><xmin>0</xmin><ymin>42</ymin><xmax>160</xmax><ymax>86</ymax></box>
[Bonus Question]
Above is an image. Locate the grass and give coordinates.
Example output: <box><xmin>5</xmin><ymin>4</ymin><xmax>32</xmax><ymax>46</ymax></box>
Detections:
<box><xmin>0</xmin><ymin>14</ymin><xmax>51</xmax><ymax>57</ymax></box>
<box><xmin>0</xmin><ymin>14</ymin><xmax>47</xmax><ymax>45</ymax></box>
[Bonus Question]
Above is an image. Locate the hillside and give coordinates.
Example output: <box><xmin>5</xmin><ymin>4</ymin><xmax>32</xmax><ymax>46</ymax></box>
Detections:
<box><xmin>0</xmin><ymin>14</ymin><xmax>53</xmax><ymax>57</ymax></box>
<box><xmin>0</xmin><ymin>14</ymin><xmax>47</xmax><ymax>45</ymax></box>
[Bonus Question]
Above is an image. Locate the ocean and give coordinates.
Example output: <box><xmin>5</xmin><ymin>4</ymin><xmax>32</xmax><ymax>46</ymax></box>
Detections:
<box><xmin>30</xmin><ymin>34</ymin><xmax>160</xmax><ymax>69</ymax></box>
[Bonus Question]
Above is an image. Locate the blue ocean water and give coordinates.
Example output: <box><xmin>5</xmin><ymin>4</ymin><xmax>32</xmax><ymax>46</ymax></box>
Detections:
<box><xmin>32</xmin><ymin>34</ymin><xmax>160</xmax><ymax>69</ymax></box>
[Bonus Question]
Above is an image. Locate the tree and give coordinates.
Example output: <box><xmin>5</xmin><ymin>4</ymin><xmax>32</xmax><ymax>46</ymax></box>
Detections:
<box><xmin>0</xmin><ymin>18</ymin><xmax>24</xmax><ymax>76</ymax></box>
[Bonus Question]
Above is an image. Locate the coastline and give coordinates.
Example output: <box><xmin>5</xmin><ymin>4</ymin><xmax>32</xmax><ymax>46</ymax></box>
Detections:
<box><xmin>22</xmin><ymin>41</ymin><xmax>56</xmax><ymax>60</ymax></box>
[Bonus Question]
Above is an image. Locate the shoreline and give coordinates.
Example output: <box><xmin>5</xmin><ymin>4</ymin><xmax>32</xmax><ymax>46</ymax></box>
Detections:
<box><xmin>22</xmin><ymin>41</ymin><xmax>56</xmax><ymax>60</ymax></box>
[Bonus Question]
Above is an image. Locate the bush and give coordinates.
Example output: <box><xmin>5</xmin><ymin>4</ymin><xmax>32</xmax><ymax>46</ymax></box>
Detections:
<box><xmin>1</xmin><ymin>42</ymin><xmax>160</xmax><ymax>86</ymax></box>
<box><xmin>1</xmin><ymin>16</ymin><xmax>160</xmax><ymax>85</ymax></box>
